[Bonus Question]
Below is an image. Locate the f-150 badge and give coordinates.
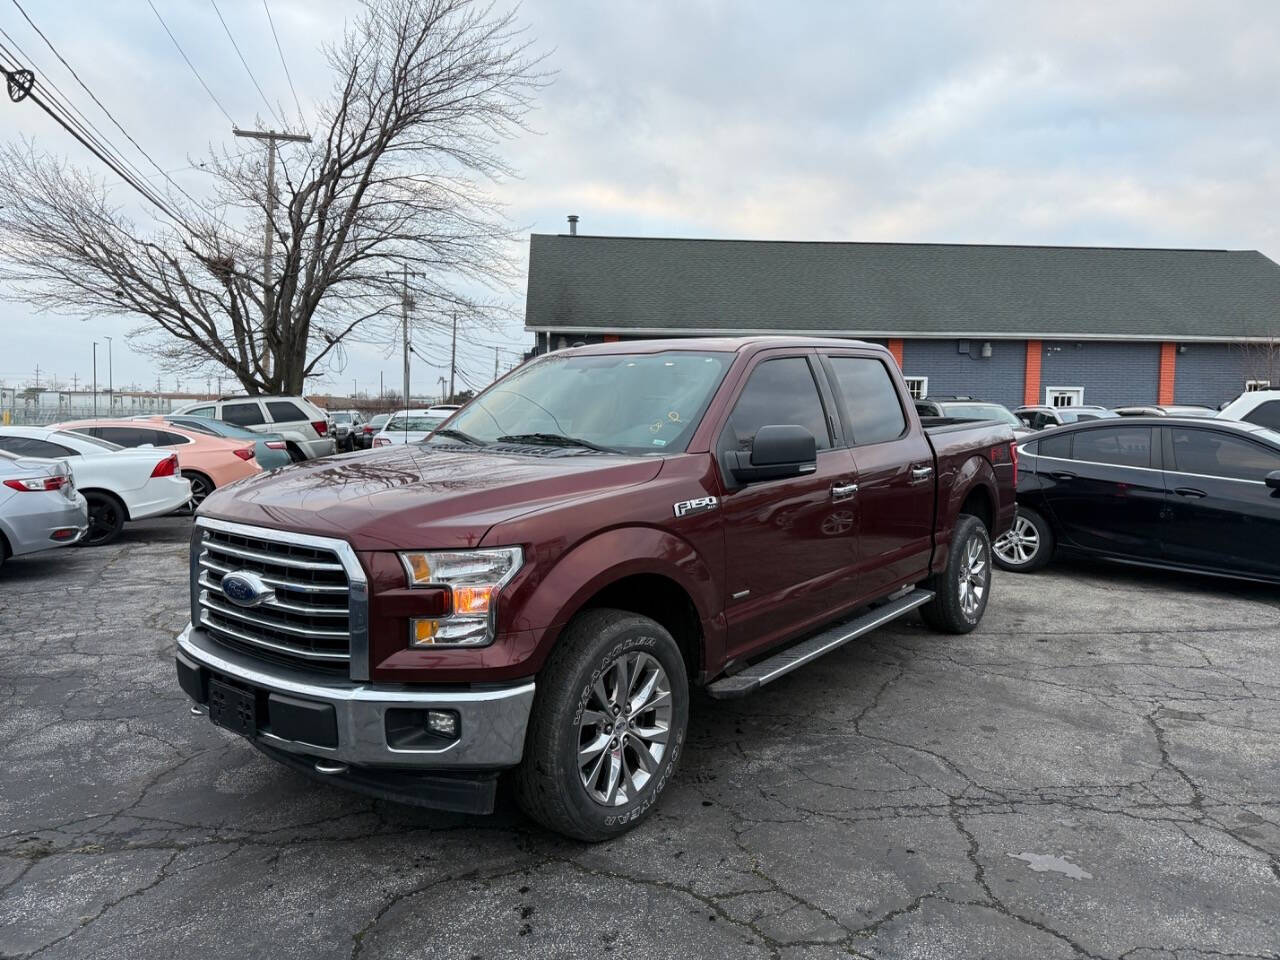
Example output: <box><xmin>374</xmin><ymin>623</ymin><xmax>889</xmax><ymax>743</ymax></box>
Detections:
<box><xmin>673</xmin><ymin>496</ymin><xmax>718</xmax><ymax>518</ymax></box>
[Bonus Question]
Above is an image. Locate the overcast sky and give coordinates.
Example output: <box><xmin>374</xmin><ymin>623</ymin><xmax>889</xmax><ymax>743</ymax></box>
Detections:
<box><xmin>2</xmin><ymin>0</ymin><xmax>1278</xmax><ymax>396</ymax></box>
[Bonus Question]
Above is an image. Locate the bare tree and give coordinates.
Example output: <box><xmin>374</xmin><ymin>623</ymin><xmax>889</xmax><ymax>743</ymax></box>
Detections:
<box><xmin>0</xmin><ymin>0</ymin><xmax>544</xmax><ymax>394</ymax></box>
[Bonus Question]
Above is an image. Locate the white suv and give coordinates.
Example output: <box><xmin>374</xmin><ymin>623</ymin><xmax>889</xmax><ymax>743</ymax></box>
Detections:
<box><xmin>1218</xmin><ymin>390</ymin><xmax>1280</xmax><ymax>431</ymax></box>
<box><xmin>172</xmin><ymin>396</ymin><xmax>336</xmax><ymax>461</ymax></box>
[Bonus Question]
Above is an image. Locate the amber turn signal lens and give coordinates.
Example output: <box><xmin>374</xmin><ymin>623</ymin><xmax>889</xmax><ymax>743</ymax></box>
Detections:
<box><xmin>411</xmin><ymin>618</ymin><xmax>439</xmax><ymax>645</ymax></box>
<box><xmin>451</xmin><ymin>585</ymin><xmax>494</xmax><ymax>616</ymax></box>
<box><xmin>405</xmin><ymin>554</ymin><xmax>432</xmax><ymax>584</ymax></box>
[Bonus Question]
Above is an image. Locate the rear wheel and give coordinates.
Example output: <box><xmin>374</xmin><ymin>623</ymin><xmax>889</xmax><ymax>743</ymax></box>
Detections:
<box><xmin>182</xmin><ymin>471</ymin><xmax>215</xmax><ymax>508</ymax></box>
<box><xmin>920</xmin><ymin>514</ymin><xmax>991</xmax><ymax>634</ymax></box>
<box><xmin>993</xmin><ymin>507</ymin><xmax>1054</xmax><ymax>572</ymax></box>
<box><xmin>80</xmin><ymin>492</ymin><xmax>126</xmax><ymax>547</ymax></box>
<box><xmin>515</xmin><ymin>608</ymin><xmax>689</xmax><ymax>841</ymax></box>
<box><xmin>286</xmin><ymin>443</ymin><xmax>305</xmax><ymax>463</ymax></box>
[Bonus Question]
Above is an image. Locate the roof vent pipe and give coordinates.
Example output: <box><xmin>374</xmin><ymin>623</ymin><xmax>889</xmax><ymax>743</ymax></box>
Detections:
<box><xmin>567</xmin><ymin>214</ymin><xmax>579</xmax><ymax>236</ymax></box>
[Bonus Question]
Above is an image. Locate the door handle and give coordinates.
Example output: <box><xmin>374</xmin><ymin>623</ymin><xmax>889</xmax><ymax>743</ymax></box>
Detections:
<box><xmin>1174</xmin><ymin>487</ymin><xmax>1207</xmax><ymax>499</ymax></box>
<box><xmin>831</xmin><ymin>482</ymin><xmax>858</xmax><ymax>501</ymax></box>
<box><xmin>910</xmin><ymin>466</ymin><xmax>933</xmax><ymax>483</ymax></box>
<box><xmin>1050</xmin><ymin>471</ymin><xmax>1077</xmax><ymax>481</ymax></box>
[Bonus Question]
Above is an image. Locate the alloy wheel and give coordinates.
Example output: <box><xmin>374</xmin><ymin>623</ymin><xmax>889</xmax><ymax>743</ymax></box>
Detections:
<box><xmin>576</xmin><ymin>651</ymin><xmax>673</xmax><ymax>806</ymax></box>
<box><xmin>994</xmin><ymin>515</ymin><xmax>1039</xmax><ymax>566</ymax></box>
<box><xmin>84</xmin><ymin>498</ymin><xmax>120</xmax><ymax>546</ymax></box>
<box><xmin>185</xmin><ymin>473</ymin><xmax>214</xmax><ymax>507</ymax></box>
<box><xmin>958</xmin><ymin>535</ymin><xmax>988</xmax><ymax>618</ymax></box>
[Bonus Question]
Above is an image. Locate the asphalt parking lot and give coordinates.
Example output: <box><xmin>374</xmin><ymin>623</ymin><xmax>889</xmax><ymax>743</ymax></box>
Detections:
<box><xmin>1</xmin><ymin>516</ymin><xmax>1278</xmax><ymax>959</ymax></box>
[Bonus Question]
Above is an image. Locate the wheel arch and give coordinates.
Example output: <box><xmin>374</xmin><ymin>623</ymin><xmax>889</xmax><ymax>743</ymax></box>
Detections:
<box><xmin>80</xmin><ymin>486</ymin><xmax>131</xmax><ymax>522</ymax></box>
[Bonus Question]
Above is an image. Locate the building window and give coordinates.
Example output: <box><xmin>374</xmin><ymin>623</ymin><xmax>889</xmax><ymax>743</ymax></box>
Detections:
<box><xmin>1046</xmin><ymin>386</ymin><xmax>1084</xmax><ymax>407</ymax></box>
<box><xmin>902</xmin><ymin>376</ymin><xmax>928</xmax><ymax>399</ymax></box>
<box><xmin>1245</xmin><ymin>380</ymin><xmax>1272</xmax><ymax>392</ymax></box>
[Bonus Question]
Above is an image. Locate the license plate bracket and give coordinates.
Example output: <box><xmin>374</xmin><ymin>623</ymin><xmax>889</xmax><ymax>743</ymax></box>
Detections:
<box><xmin>208</xmin><ymin>676</ymin><xmax>259</xmax><ymax>737</ymax></box>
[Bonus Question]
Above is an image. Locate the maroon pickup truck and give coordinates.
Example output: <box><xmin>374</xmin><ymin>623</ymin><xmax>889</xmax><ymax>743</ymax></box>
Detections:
<box><xmin>176</xmin><ymin>337</ymin><xmax>1015</xmax><ymax>839</ymax></box>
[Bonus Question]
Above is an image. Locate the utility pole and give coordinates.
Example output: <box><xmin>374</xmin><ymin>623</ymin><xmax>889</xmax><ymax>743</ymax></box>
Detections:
<box><xmin>379</xmin><ymin>370</ymin><xmax>383</xmax><ymax>401</ymax></box>
<box><xmin>92</xmin><ymin>341</ymin><xmax>98</xmax><ymax>417</ymax></box>
<box><xmin>71</xmin><ymin>373</ymin><xmax>79</xmax><ymax>392</ymax></box>
<box><xmin>385</xmin><ymin>265</ymin><xmax>419</xmax><ymax>405</ymax></box>
<box><xmin>232</xmin><ymin>127</ymin><xmax>312</xmax><ymax>380</ymax></box>
<box><xmin>105</xmin><ymin>336</ymin><xmax>113</xmax><ymax>413</ymax></box>
<box><xmin>449</xmin><ymin>311</ymin><xmax>457</xmax><ymax>400</ymax></box>
<box><xmin>33</xmin><ymin>365</ymin><xmax>40</xmax><ymax>389</ymax></box>
<box><xmin>493</xmin><ymin>346</ymin><xmax>499</xmax><ymax>383</ymax></box>
<box><xmin>437</xmin><ymin>376</ymin><xmax>447</xmax><ymax>404</ymax></box>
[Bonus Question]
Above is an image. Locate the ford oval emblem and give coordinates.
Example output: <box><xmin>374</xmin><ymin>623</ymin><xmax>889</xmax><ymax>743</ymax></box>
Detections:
<box><xmin>221</xmin><ymin>570</ymin><xmax>275</xmax><ymax>608</ymax></box>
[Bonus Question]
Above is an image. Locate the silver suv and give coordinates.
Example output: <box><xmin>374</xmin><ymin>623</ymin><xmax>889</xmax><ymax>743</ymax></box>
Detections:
<box><xmin>171</xmin><ymin>396</ymin><xmax>336</xmax><ymax>461</ymax></box>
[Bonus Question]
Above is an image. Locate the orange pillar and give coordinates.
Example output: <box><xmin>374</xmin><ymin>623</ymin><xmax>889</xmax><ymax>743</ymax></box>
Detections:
<box><xmin>887</xmin><ymin>339</ymin><xmax>904</xmax><ymax>368</ymax></box>
<box><xmin>1024</xmin><ymin>340</ymin><xmax>1042</xmax><ymax>406</ymax></box>
<box><xmin>1158</xmin><ymin>342</ymin><xmax>1177</xmax><ymax>404</ymax></box>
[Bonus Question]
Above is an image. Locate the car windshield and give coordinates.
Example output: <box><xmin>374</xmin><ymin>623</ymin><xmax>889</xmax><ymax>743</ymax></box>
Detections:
<box><xmin>439</xmin><ymin>350</ymin><xmax>734</xmax><ymax>454</ymax></box>
<box><xmin>940</xmin><ymin>403</ymin><xmax>1022</xmax><ymax>427</ymax></box>
<box><xmin>385</xmin><ymin>415</ymin><xmax>445</xmax><ymax>432</ymax></box>
<box><xmin>54</xmin><ymin>430</ymin><xmax>121</xmax><ymax>451</ymax></box>
<box><xmin>333</xmin><ymin>413</ymin><xmax>352</xmax><ymax>423</ymax></box>
<box><xmin>370</xmin><ymin>415</ymin><xmax>389</xmax><ymax>428</ymax></box>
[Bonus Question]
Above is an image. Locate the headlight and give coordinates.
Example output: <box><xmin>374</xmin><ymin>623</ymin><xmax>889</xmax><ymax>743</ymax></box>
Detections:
<box><xmin>398</xmin><ymin>547</ymin><xmax>523</xmax><ymax>647</ymax></box>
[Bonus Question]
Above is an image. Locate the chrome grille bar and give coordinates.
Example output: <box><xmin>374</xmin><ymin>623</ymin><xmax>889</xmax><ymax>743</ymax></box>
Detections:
<box><xmin>201</xmin><ymin>539</ymin><xmax>346</xmax><ymax>572</ymax></box>
<box><xmin>200</xmin><ymin>591</ymin><xmax>351</xmax><ymax>639</ymax></box>
<box><xmin>197</xmin><ymin>574</ymin><xmax>348</xmax><ymax>617</ymax></box>
<box><xmin>199</xmin><ymin>555</ymin><xmax>348</xmax><ymax>594</ymax></box>
<box><xmin>198</xmin><ymin>611</ymin><xmax>350</xmax><ymax>662</ymax></box>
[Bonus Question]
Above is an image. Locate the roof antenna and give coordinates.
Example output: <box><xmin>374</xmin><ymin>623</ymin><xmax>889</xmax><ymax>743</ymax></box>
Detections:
<box><xmin>567</xmin><ymin>214</ymin><xmax>579</xmax><ymax>236</ymax></box>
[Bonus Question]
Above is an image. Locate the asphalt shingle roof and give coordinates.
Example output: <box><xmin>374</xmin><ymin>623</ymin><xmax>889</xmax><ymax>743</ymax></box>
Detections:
<box><xmin>525</xmin><ymin>234</ymin><xmax>1280</xmax><ymax>340</ymax></box>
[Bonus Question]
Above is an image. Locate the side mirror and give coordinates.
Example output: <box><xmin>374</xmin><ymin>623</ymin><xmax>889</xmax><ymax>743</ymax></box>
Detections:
<box><xmin>725</xmin><ymin>425</ymin><xmax>818</xmax><ymax>484</ymax></box>
<box><xmin>1266</xmin><ymin>470</ymin><xmax>1280</xmax><ymax>490</ymax></box>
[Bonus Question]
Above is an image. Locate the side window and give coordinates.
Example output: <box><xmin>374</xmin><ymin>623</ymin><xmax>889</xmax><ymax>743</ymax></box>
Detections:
<box><xmin>222</xmin><ymin>402</ymin><xmax>266</xmax><ymax>426</ymax></box>
<box><xmin>172</xmin><ymin>419</ymin><xmax>219</xmax><ymax>437</ymax></box>
<box><xmin>0</xmin><ymin>437</ymin><xmax>72</xmax><ymax>457</ymax></box>
<box><xmin>265</xmin><ymin>401</ymin><xmax>307</xmax><ymax>423</ymax></box>
<box><xmin>185</xmin><ymin>406</ymin><xmax>215</xmax><ymax>418</ymax></box>
<box><xmin>1031</xmin><ymin>412</ymin><xmax>1053</xmax><ymax>430</ymax></box>
<box><xmin>94</xmin><ymin>426</ymin><xmax>153</xmax><ymax>447</ymax></box>
<box><xmin>1170</xmin><ymin>428</ymin><xmax>1280</xmax><ymax>482</ymax></box>
<box><xmin>722</xmin><ymin>357</ymin><xmax>831</xmax><ymax>453</ymax></box>
<box><xmin>1071</xmin><ymin>427</ymin><xmax>1152</xmax><ymax>468</ymax></box>
<box><xmin>1242</xmin><ymin>401</ymin><xmax>1280</xmax><ymax>431</ymax></box>
<box><xmin>152</xmin><ymin>430</ymin><xmax>192</xmax><ymax>446</ymax></box>
<box><xmin>1038</xmin><ymin>432</ymin><xmax>1072</xmax><ymax>459</ymax></box>
<box><xmin>827</xmin><ymin>357</ymin><xmax>907</xmax><ymax>444</ymax></box>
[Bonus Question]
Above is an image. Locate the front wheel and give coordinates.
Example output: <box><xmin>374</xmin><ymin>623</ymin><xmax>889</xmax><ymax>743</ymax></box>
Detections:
<box><xmin>920</xmin><ymin>514</ymin><xmax>991</xmax><ymax>634</ymax></box>
<box><xmin>515</xmin><ymin>608</ymin><xmax>689</xmax><ymax>841</ymax></box>
<box><xmin>993</xmin><ymin>507</ymin><xmax>1054</xmax><ymax>572</ymax></box>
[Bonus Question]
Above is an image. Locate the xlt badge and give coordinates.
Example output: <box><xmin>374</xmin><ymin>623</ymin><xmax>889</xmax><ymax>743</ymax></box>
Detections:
<box><xmin>673</xmin><ymin>496</ymin><xmax>718</xmax><ymax>518</ymax></box>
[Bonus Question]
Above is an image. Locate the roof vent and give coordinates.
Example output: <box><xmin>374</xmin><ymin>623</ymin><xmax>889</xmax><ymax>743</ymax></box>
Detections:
<box><xmin>567</xmin><ymin>214</ymin><xmax>579</xmax><ymax>236</ymax></box>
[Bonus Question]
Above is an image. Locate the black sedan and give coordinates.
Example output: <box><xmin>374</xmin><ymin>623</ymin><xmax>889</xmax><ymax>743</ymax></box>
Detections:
<box><xmin>994</xmin><ymin>417</ymin><xmax>1280</xmax><ymax>583</ymax></box>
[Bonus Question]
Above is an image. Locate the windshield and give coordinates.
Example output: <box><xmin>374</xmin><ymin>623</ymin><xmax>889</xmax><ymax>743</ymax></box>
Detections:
<box><xmin>333</xmin><ymin>413</ymin><xmax>352</xmax><ymax>423</ymax></box>
<box><xmin>440</xmin><ymin>350</ymin><xmax>734</xmax><ymax>454</ymax></box>
<box><xmin>370</xmin><ymin>414</ymin><xmax>389</xmax><ymax>428</ymax></box>
<box><xmin>55</xmin><ymin>430</ymin><xmax>121</xmax><ymax>451</ymax></box>
<box><xmin>940</xmin><ymin>403</ymin><xmax>1022</xmax><ymax>427</ymax></box>
<box><xmin>386</xmin><ymin>415</ymin><xmax>445</xmax><ymax>432</ymax></box>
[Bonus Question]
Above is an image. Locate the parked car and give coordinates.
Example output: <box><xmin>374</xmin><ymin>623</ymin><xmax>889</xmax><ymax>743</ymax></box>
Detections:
<box><xmin>0</xmin><ymin>451</ymin><xmax>87</xmax><ymax>569</ymax></box>
<box><xmin>919</xmin><ymin>399</ymin><xmax>1033</xmax><ymax>438</ymax></box>
<box><xmin>1013</xmin><ymin>405</ymin><xmax>1119</xmax><ymax>430</ymax></box>
<box><xmin>170</xmin><ymin>396</ymin><xmax>336</xmax><ymax>461</ymax></box>
<box><xmin>174</xmin><ymin>336</ymin><xmax>1015</xmax><ymax>840</ymax></box>
<box><xmin>371</xmin><ymin>409</ymin><xmax>447</xmax><ymax>446</ymax></box>
<box><xmin>139</xmin><ymin>415</ymin><xmax>292</xmax><ymax>471</ymax></box>
<box><xmin>0</xmin><ymin>427</ymin><xmax>191</xmax><ymax>545</ymax></box>
<box><xmin>356</xmin><ymin>413</ymin><xmax>390</xmax><ymax>449</ymax></box>
<box><xmin>1217</xmin><ymin>389</ymin><xmax>1280</xmax><ymax>430</ymax></box>
<box><xmin>55</xmin><ymin>419</ymin><xmax>261</xmax><ymax>506</ymax></box>
<box><xmin>428</xmin><ymin>404</ymin><xmax>462</xmax><ymax>414</ymax></box>
<box><xmin>1113</xmin><ymin>404</ymin><xmax>1217</xmax><ymax>418</ymax></box>
<box><xmin>993</xmin><ymin>417</ymin><xmax>1280</xmax><ymax>582</ymax></box>
<box><xmin>329</xmin><ymin>410</ymin><xmax>367</xmax><ymax>452</ymax></box>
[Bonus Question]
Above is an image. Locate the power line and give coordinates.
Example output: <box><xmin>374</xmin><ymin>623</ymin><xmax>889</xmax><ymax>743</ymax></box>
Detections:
<box><xmin>262</xmin><ymin>0</ymin><xmax>304</xmax><ymax>125</ymax></box>
<box><xmin>210</xmin><ymin>0</ymin><xmax>283</xmax><ymax>126</ymax></box>
<box><xmin>147</xmin><ymin>0</ymin><xmax>235</xmax><ymax>125</ymax></box>
<box><xmin>7</xmin><ymin>0</ymin><xmax>205</xmax><ymax>212</ymax></box>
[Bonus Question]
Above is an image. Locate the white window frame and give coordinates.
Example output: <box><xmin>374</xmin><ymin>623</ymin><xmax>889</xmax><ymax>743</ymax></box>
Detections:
<box><xmin>1046</xmin><ymin>386</ymin><xmax>1084</xmax><ymax>407</ymax></box>
<box><xmin>1245</xmin><ymin>379</ymin><xmax>1272</xmax><ymax>392</ymax></box>
<box><xmin>902</xmin><ymin>376</ymin><xmax>928</xmax><ymax>400</ymax></box>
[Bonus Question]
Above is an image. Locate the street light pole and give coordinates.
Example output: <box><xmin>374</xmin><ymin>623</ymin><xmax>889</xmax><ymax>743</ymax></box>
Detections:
<box><xmin>105</xmin><ymin>336</ymin><xmax>113</xmax><ymax>413</ymax></box>
<box><xmin>91</xmin><ymin>341</ymin><xmax>98</xmax><ymax>418</ymax></box>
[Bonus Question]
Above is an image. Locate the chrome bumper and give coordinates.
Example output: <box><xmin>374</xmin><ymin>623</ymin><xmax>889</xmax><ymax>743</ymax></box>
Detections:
<box><xmin>175</xmin><ymin>623</ymin><xmax>535</xmax><ymax>770</ymax></box>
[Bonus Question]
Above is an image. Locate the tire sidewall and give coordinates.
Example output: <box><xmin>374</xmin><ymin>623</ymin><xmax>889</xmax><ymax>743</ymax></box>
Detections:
<box><xmin>82</xmin><ymin>492</ymin><xmax>124</xmax><ymax>546</ymax></box>
<box><xmin>946</xmin><ymin>516</ymin><xmax>992</xmax><ymax>630</ymax></box>
<box><xmin>994</xmin><ymin>507</ymin><xmax>1051</xmax><ymax>573</ymax></box>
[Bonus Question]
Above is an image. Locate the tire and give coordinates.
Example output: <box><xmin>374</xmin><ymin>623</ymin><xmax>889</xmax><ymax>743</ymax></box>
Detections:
<box><xmin>79</xmin><ymin>491</ymin><xmax>126</xmax><ymax>547</ymax></box>
<box><xmin>920</xmin><ymin>514</ymin><xmax>992</xmax><ymax>634</ymax></box>
<box><xmin>514</xmin><ymin>608</ymin><xmax>689</xmax><ymax>841</ymax></box>
<box><xmin>993</xmin><ymin>507</ymin><xmax>1054</xmax><ymax>573</ymax></box>
<box><xmin>182</xmin><ymin>471</ymin><xmax>215</xmax><ymax>508</ymax></box>
<box><xmin>286</xmin><ymin>443</ymin><xmax>305</xmax><ymax>463</ymax></box>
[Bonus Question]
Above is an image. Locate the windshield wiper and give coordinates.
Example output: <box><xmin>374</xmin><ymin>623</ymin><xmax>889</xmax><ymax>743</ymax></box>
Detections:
<box><xmin>496</xmin><ymin>433</ymin><xmax>622</xmax><ymax>454</ymax></box>
<box><xmin>431</xmin><ymin>428</ymin><xmax>486</xmax><ymax>446</ymax></box>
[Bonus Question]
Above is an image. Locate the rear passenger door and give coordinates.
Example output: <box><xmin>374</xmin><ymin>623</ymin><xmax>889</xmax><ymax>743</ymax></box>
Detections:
<box><xmin>1160</xmin><ymin>426</ymin><xmax>1280</xmax><ymax>579</ymax></box>
<box><xmin>1034</xmin><ymin>425</ymin><xmax>1165</xmax><ymax>559</ymax></box>
<box><xmin>822</xmin><ymin>351</ymin><xmax>935</xmax><ymax>596</ymax></box>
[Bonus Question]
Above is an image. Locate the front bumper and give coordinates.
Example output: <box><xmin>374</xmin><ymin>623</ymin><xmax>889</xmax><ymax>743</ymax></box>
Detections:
<box><xmin>175</xmin><ymin>623</ymin><xmax>536</xmax><ymax>771</ymax></box>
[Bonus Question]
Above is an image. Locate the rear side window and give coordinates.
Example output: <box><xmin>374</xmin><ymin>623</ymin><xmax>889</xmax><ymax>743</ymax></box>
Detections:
<box><xmin>171</xmin><ymin>419</ymin><xmax>219</xmax><ymax>437</ymax></box>
<box><xmin>1037</xmin><ymin>432</ymin><xmax>1072</xmax><ymax>459</ymax></box>
<box><xmin>1071</xmin><ymin>427</ymin><xmax>1152</xmax><ymax>468</ymax></box>
<box><xmin>94</xmin><ymin>426</ymin><xmax>157</xmax><ymax>447</ymax></box>
<box><xmin>827</xmin><ymin>356</ymin><xmax>907</xmax><ymax>444</ymax></box>
<box><xmin>222</xmin><ymin>402</ymin><xmax>265</xmax><ymax>426</ymax></box>
<box><xmin>0</xmin><ymin>437</ymin><xmax>78</xmax><ymax>458</ymax></box>
<box><xmin>723</xmin><ymin>357</ymin><xmax>831</xmax><ymax>453</ymax></box>
<box><xmin>265</xmin><ymin>401</ymin><xmax>308</xmax><ymax>423</ymax></box>
<box><xmin>152</xmin><ymin>430</ymin><xmax>192</xmax><ymax>446</ymax></box>
<box><xmin>1243</xmin><ymin>401</ymin><xmax>1280</xmax><ymax>430</ymax></box>
<box><xmin>1169</xmin><ymin>428</ymin><xmax>1280</xmax><ymax>481</ymax></box>
<box><xmin>185</xmin><ymin>405</ymin><xmax>215</xmax><ymax>418</ymax></box>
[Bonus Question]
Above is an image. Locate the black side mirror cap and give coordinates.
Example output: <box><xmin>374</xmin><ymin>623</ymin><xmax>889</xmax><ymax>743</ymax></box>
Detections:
<box><xmin>1266</xmin><ymin>470</ymin><xmax>1280</xmax><ymax>490</ymax></box>
<box><xmin>726</xmin><ymin>424</ymin><xmax>818</xmax><ymax>484</ymax></box>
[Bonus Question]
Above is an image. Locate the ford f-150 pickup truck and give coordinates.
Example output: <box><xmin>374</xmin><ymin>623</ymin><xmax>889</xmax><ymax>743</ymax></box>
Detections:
<box><xmin>175</xmin><ymin>337</ymin><xmax>1015</xmax><ymax>839</ymax></box>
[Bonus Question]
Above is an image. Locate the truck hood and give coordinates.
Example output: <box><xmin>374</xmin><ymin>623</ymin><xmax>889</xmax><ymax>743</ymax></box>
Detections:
<box><xmin>198</xmin><ymin>443</ymin><xmax>664</xmax><ymax>551</ymax></box>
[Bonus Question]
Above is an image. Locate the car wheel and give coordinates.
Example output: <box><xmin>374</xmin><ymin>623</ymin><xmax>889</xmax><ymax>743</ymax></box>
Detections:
<box><xmin>79</xmin><ymin>492</ymin><xmax>126</xmax><ymax>547</ymax></box>
<box><xmin>993</xmin><ymin>507</ymin><xmax>1054</xmax><ymax>573</ymax></box>
<box><xmin>515</xmin><ymin>608</ymin><xmax>689</xmax><ymax>841</ymax></box>
<box><xmin>286</xmin><ymin>443</ymin><xmax>305</xmax><ymax>463</ymax></box>
<box><xmin>182</xmin><ymin>471</ymin><xmax>215</xmax><ymax>508</ymax></box>
<box><xmin>920</xmin><ymin>514</ymin><xmax>991</xmax><ymax>635</ymax></box>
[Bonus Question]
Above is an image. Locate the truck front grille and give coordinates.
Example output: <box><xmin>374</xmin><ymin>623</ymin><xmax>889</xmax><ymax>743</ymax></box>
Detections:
<box><xmin>194</xmin><ymin>523</ymin><xmax>360</xmax><ymax>671</ymax></box>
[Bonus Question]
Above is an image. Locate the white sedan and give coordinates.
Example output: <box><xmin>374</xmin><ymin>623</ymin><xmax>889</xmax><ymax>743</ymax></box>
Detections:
<box><xmin>372</xmin><ymin>409</ymin><xmax>448</xmax><ymax>446</ymax></box>
<box><xmin>0</xmin><ymin>426</ymin><xmax>192</xmax><ymax>545</ymax></box>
